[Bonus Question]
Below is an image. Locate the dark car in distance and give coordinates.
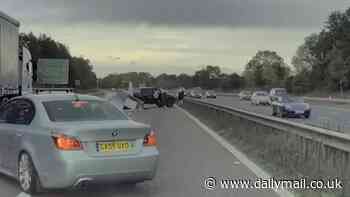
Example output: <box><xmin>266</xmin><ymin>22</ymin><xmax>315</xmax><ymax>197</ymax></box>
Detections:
<box><xmin>134</xmin><ymin>87</ymin><xmax>175</xmax><ymax>107</ymax></box>
<box><xmin>135</xmin><ymin>87</ymin><xmax>160</xmax><ymax>105</ymax></box>
<box><xmin>272</xmin><ymin>96</ymin><xmax>311</xmax><ymax>118</ymax></box>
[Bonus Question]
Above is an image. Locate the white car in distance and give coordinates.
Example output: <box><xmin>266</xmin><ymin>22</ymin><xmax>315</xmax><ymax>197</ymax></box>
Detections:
<box><xmin>251</xmin><ymin>91</ymin><xmax>270</xmax><ymax>105</ymax></box>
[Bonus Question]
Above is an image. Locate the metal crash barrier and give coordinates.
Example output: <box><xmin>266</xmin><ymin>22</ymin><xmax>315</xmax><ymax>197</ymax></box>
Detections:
<box><xmin>182</xmin><ymin>98</ymin><xmax>350</xmax><ymax>196</ymax></box>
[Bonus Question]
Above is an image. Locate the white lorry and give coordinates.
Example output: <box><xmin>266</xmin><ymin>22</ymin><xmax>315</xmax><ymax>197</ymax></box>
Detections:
<box><xmin>0</xmin><ymin>11</ymin><xmax>33</xmax><ymax>105</ymax></box>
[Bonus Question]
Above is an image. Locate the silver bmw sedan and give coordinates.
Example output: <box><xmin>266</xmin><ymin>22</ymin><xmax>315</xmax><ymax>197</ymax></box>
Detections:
<box><xmin>0</xmin><ymin>93</ymin><xmax>159</xmax><ymax>194</ymax></box>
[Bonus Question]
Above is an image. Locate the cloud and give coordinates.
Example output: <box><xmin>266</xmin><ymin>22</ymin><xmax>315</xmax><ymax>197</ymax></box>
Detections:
<box><xmin>1</xmin><ymin>0</ymin><xmax>348</xmax><ymax>78</ymax></box>
<box><xmin>3</xmin><ymin>0</ymin><xmax>349</xmax><ymax>28</ymax></box>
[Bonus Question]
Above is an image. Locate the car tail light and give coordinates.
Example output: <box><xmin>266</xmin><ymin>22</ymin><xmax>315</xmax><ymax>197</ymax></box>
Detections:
<box><xmin>52</xmin><ymin>134</ymin><xmax>83</xmax><ymax>151</ymax></box>
<box><xmin>143</xmin><ymin>130</ymin><xmax>157</xmax><ymax>146</ymax></box>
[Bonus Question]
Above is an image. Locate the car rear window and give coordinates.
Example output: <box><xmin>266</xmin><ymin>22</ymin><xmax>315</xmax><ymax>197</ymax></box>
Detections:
<box><xmin>275</xmin><ymin>89</ymin><xmax>287</xmax><ymax>95</ymax></box>
<box><xmin>43</xmin><ymin>100</ymin><xmax>128</xmax><ymax>122</ymax></box>
<box><xmin>257</xmin><ymin>93</ymin><xmax>268</xmax><ymax>96</ymax></box>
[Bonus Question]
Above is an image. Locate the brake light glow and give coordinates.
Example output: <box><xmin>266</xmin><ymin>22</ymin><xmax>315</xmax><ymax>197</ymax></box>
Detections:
<box><xmin>143</xmin><ymin>130</ymin><xmax>157</xmax><ymax>146</ymax></box>
<box><xmin>72</xmin><ymin>101</ymin><xmax>89</xmax><ymax>108</ymax></box>
<box><xmin>52</xmin><ymin>134</ymin><xmax>83</xmax><ymax>151</ymax></box>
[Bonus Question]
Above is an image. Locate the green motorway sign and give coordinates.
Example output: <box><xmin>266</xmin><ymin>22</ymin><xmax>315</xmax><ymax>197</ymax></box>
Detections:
<box><xmin>37</xmin><ymin>58</ymin><xmax>69</xmax><ymax>84</ymax></box>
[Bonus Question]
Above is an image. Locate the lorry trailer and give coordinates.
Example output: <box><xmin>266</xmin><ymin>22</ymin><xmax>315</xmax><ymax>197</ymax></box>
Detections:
<box><xmin>0</xmin><ymin>10</ymin><xmax>33</xmax><ymax>104</ymax></box>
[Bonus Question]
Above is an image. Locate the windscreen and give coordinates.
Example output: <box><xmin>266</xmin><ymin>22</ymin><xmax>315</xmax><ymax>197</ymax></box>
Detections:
<box><xmin>43</xmin><ymin>100</ymin><xmax>128</xmax><ymax>122</ymax></box>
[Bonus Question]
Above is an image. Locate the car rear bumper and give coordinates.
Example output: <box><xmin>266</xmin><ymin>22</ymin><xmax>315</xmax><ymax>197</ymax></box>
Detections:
<box><xmin>284</xmin><ymin>109</ymin><xmax>311</xmax><ymax>117</ymax></box>
<box><xmin>38</xmin><ymin>147</ymin><xmax>159</xmax><ymax>189</ymax></box>
<box><xmin>142</xmin><ymin>98</ymin><xmax>158</xmax><ymax>104</ymax></box>
<box><xmin>254</xmin><ymin>99</ymin><xmax>270</xmax><ymax>104</ymax></box>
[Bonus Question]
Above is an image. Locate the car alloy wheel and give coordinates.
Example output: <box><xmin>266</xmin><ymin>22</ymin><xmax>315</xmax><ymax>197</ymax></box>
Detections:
<box><xmin>18</xmin><ymin>153</ymin><xmax>40</xmax><ymax>194</ymax></box>
<box><xmin>304</xmin><ymin>112</ymin><xmax>310</xmax><ymax>119</ymax></box>
<box><xmin>1</xmin><ymin>97</ymin><xmax>9</xmax><ymax>105</ymax></box>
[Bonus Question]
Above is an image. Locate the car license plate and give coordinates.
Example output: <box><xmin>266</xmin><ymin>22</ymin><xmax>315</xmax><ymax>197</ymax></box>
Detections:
<box><xmin>97</xmin><ymin>141</ymin><xmax>135</xmax><ymax>153</ymax></box>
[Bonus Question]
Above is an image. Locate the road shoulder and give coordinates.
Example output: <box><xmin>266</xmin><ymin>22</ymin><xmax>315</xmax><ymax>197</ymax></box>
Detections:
<box><xmin>177</xmin><ymin>106</ymin><xmax>294</xmax><ymax>197</ymax></box>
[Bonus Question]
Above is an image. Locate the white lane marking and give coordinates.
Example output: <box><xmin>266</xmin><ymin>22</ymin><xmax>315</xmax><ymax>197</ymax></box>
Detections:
<box><xmin>233</xmin><ymin>161</ymin><xmax>241</xmax><ymax>165</ymax></box>
<box><xmin>177</xmin><ymin>106</ymin><xmax>294</xmax><ymax>197</ymax></box>
<box><xmin>16</xmin><ymin>192</ymin><xmax>31</xmax><ymax>197</ymax></box>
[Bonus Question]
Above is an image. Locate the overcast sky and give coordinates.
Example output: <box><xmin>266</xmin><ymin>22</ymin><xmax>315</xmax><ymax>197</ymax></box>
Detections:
<box><xmin>2</xmin><ymin>0</ymin><xmax>348</xmax><ymax>77</ymax></box>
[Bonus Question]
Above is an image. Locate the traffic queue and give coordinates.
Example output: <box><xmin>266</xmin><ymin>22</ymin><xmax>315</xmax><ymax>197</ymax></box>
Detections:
<box><xmin>239</xmin><ymin>88</ymin><xmax>311</xmax><ymax>119</ymax></box>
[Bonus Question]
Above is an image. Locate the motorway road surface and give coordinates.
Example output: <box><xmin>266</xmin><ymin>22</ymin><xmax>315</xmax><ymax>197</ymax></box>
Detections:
<box><xmin>0</xmin><ymin>104</ymin><xmax>278</xmax><ymax>197</ymax></box>
<box><xmin>196</xmin><ymin>96</ymin><xmax>350</xmax><ymax>133</ymax></box>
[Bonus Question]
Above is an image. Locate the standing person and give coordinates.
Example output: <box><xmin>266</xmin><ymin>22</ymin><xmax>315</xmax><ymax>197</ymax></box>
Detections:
<box><xmin>153</xmin><ymin>89</ymin><xmax>160</xmax><ymax>100</ymax></box>
<box><xmin>159</xmin><ymin>89</ymin><xmax>167</xmax><ymax>108</ymax></box>
<box><xmin>178</xmin><ymin>88</ymin><xmax>185</xmax><ymax>105</ymax></box>
<box><xmin>154</xmin><ymin>89</ymin><xmax>162</xmax><ymax>107</ymax></box>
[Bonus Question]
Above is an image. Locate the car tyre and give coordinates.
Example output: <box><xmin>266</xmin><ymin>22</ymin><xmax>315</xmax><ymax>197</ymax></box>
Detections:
<box><xmin>1</xmin><ymin>97</ymin><xmax>9</xmax><ymax>106</ymax></box>
<box><xmin>304</xmin><ymin>113</ymin><xmax>310</xmax><ymax>119</ymax></box>
<box><xmin>18</xmin><ymin>153</ymin><xmax>42</xmax><ymax>194</ymax></box>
